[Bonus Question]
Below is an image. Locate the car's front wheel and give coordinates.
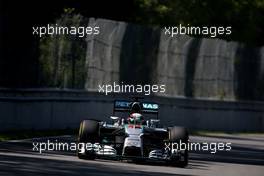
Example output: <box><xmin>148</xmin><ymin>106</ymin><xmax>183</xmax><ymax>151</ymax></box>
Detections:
<box><xmin>168</xmin><ymin>126</ymin><xmax>189</xmax><ymax>167</ymax></box>
<box><xmin>77</xmin><ymin>119</ymin><xmax>100</xmax><ymax>160</ymax></box>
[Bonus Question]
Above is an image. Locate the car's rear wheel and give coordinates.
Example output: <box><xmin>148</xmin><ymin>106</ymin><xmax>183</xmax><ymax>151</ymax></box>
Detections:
<box><xmin>168</xmin><ymin>126</ymin><xmax>189</xmax><ymax>167</ymax></box>
<box><xmin>77</xmin><ymin>120</ymin><xmax>100</xmax><ymax>160</ymax></box>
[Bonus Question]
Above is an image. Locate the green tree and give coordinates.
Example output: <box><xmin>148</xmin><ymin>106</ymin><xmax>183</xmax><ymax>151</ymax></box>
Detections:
<box><xmin>133</xmin><ymin>0</ymin><xmax>264</xmax><ymax>45</ymax></box>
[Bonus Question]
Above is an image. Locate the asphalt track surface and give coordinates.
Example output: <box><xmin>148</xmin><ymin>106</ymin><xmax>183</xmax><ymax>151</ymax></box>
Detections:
<box><xmin>0</xmin><ymin>134</ymin><xmax>263</xmax><ymax>176</ymax></box>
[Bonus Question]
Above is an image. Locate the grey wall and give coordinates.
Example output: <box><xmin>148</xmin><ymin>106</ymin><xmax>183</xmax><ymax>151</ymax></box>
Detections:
<box><xmin>84</xmin><ymin>18</ymin><xmax>264</xmax><ymax>100</ymax></box>
<box><xmin>0</xmin><ymin>89</ymin><xmax>263</xmax><ymax>132</ymax></box>
<box><xmin>38</xmin><ymin>18</ymin><xmax>264</xmax><ymax>100</ymax></box>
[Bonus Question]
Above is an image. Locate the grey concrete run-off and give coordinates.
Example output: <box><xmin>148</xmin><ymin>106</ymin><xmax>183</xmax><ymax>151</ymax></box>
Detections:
<box><xmin>0</xmin><ymin>89</ymin><xmax>263</xmax><ymax>132</ymax></box>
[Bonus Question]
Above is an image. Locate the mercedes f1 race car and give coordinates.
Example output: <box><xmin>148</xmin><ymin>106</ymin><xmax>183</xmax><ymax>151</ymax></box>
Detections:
<box><xmin>77</xmin><ymin>98</ymin><xmax>189</xmax><ymax>167</ymax></box>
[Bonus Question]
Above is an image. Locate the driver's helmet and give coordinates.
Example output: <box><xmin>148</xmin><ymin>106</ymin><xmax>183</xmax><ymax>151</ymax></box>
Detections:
<box><xmin>130</xmin><ymin>102</ymin><xmax>142</xmax><ymax>113</ymax></box>
<box><xmin>127</xmin><ymin>113</ymin><xmax>144</xmax><ymax>125</ymax></box>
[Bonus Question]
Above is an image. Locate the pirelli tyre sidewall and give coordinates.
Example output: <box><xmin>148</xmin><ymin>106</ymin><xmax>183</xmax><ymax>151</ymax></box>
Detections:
<box><xmin>77</xmin><ymin>119</ymin><xmax>100</xmax><ymax>159</ymax></box>
<box><xmin>168</xmin><ymin>126</ymin><xmax>189</xmax><ymax>167</ymax></box>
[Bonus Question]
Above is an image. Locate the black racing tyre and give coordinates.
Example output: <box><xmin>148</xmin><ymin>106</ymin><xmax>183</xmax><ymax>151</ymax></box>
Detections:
<box><xmin>168</xmin><ymin>126</ymin><xmax>189</xmax><ymax>167</ymax></box>
<box><xmin>77</xmin><ymin>120</ymin><xmax>100</xmax><ymax>160</ymax></box>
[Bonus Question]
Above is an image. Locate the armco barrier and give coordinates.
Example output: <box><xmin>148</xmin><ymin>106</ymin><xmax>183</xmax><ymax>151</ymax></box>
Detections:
<box><xmin>0</xmin><ymin>89</ymin><xmax>263</xmax><ymax>132</ymax></box>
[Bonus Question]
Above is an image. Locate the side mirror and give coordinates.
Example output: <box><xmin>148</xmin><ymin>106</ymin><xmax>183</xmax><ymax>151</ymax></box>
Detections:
<box><xmin>110</xmin><ymin>116</ymin><xmax>120</xmax><ymax>121</ymax></box>
<box><xmin>150</xmin><ymin>119</ymin><xmax>160</xmax><ymax>127</ymax></box>
<box><xmin>151</xmin><ymin>119</ymin><xmax>160</xmax><ymax>123</ymax></box>
<box><xmin>110</xmin><ymin>116</ymin><xmax>121</xmax><ymax>126</ymax></box>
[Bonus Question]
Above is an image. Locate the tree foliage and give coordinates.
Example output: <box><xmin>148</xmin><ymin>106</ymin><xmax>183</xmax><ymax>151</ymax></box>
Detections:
<box><xmin>133</xmin><ymin>0</ymin><xmax>264</xmax><ymax>45</ymax></box>
<box><xmin>39</xmin><ymin>11</ymin><xmax>87</xmax><ymax>89</ymax></box>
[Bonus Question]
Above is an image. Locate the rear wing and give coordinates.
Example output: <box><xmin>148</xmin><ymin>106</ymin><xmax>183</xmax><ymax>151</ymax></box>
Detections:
<box><xmin>113</xmin><ymin>100</ymin><xmax>159</xmax><ymax>114</ymax></box>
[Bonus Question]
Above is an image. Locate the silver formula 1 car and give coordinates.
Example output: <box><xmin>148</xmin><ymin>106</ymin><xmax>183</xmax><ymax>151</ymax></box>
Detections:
<box><xmin>77</xmin><ymin>98</ymin><xmax>189</xmax><ymax>167</ymax></box>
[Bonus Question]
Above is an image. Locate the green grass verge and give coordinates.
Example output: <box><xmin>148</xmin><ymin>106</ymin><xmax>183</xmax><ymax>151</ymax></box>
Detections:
<box><xmin>0</xmin><ymin>129</ymin><xmax>78</xmax><ymax>142</ymax></box>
